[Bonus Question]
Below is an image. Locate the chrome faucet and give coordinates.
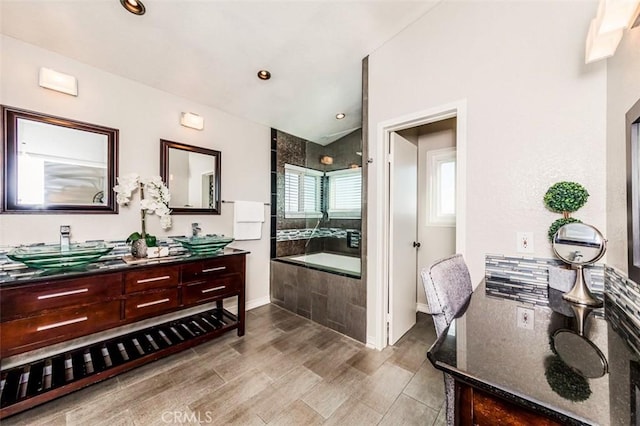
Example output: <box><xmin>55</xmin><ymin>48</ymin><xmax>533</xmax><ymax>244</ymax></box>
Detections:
<box><xmin>191</xmin><ymin>223</ymin><xmax>202</xmax><ymax>237</ymax></box>
<box><xmin>60</xmin><ymin>225</ymin><xmax>71</xmax><ymax>252</ymax></box>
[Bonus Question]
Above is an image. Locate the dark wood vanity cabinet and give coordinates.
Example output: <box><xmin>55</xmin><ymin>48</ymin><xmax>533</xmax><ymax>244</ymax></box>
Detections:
<box><xmin>180</xmin><ymin>255</ymin><xmax>246</xmax><ymax>335</ymax></box>
<box><xmin>123</xmin><ymin>265</ymin><xmax>181</xmax><ymax>321</ymax></box>
<box><xmin>0</xmin><ymin>273</ymin><xmax>123</xmax><ymax>357</ymax></box>
<box><xmin>0</xmin><ymin>252</ymin><xmax>247</xmax><ymax>419</ymax></box>
<box><xmin>456</xmin><ymin>382</ymin><xmax>563</xmax><ymax>426</ymax></box>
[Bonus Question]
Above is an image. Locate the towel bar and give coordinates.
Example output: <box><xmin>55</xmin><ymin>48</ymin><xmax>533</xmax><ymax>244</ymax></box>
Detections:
<box><xmin>222</xmin><ymin>200</ymin><xmax>270</xmax><ymax>205</ymax></box>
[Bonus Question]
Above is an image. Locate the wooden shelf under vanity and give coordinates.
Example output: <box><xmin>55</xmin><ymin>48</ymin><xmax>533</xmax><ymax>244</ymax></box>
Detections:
<box><xmin>0</xmin><ymin>307</ymin><xmax>238</xmax><ymax>418</ymax></box>
<box><xmin>0</xmin><ymin>250</ymin><xmax>247</xmax><ymax>419</ymax></box>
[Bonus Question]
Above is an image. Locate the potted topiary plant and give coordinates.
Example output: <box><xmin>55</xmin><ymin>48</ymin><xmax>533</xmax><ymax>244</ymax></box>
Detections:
<box><xmin>544</xmin><ymin>181</ymin><xmax>589</xmax><ymax>241</ymax></box>
<box><xmin>543</xmin><ymin>181</ymin><xmax>589</xmax><ymax>218</ymax></box>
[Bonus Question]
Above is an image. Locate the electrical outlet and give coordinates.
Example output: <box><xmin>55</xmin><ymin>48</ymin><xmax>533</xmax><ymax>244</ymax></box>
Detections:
<box><xmin>517</xmin><ymin>232</ymin><xmax>534</xmax><ymax>253</ymax></box>
<box><xmin>516</xmin><ymin>306</ymin><xmax>534</xmax><ymax>330</ymax></box>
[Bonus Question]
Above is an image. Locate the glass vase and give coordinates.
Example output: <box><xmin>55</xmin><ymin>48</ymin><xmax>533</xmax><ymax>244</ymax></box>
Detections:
<box><xmin>131</xmin><ymin>238</ymin><xmax>148</xmax><ymax>258</ymax></box>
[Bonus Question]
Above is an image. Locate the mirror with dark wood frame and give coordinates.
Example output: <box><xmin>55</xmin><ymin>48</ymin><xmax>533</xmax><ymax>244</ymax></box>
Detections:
<box><xmin>2</xmin><ymin>106</ymin><xmax>119</xmax><ymax>214</ymax></box>
<box><xmin>627</xmin><ymin>98</ymin><xmax>640</xmax><ymax>283</ymax></box>
<box><xmin>159</xmin><ymin>139</ymin><xmax>221</xmax><ymax>215</ymax></box>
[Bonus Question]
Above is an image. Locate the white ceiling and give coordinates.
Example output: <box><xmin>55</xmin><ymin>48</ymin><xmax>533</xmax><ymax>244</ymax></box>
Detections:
<box><xmin>0</xmin><ymin>0</ymin><xmax>439</xmax><ymax>144</ymax></box>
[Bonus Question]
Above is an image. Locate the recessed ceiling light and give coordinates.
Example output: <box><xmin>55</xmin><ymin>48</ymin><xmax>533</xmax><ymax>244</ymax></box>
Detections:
<box><xmin>336</xmin><ymin>113</ymin><xmax>346</xmax><ymax>120</ymax></box>
<box><xmin>120</xmin><ymin>0</ymin><xmax>146</xmax><ymax>15</ymax></box>
<box><xmin>257</xmin><ymin>70</ymin><xmax>271</xmax><ymax>80</ymax></box>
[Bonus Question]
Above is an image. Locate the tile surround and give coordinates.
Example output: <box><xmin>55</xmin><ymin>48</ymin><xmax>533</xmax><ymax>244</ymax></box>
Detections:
<box><xmin>605</xmin><ymin>265</ymin><xmax>640</xmax><ymax>356</ymax></box>
<box><xmin>272</xmin><ymin>128</ymin><xmax>362</xmax><ymax>257</ymax></box>
<box><xmin>276</xmin><ymin>228</ymin><xmax>361</xmax><ymax>242</ymax></box>
<box><xmin>485</xmin><ymin>254</ymin><xmax>640</xmax><ymax>357</ymax></box>
<box><xmin>270</xmin><ymin>260</ymin><xmax>366</xmax><ymax>343</ymax></box>
<box><xmin>0</xmin><ymin>237</ymin><xmax>191</xmax><ymax>280</ymax></box>
<box><xmin>484</xmin><ymin>254</ymin><xmax>604</xmax><ymax>307</ymax></box>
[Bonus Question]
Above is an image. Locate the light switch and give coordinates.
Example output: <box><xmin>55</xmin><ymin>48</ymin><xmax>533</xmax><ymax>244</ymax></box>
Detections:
<box><xmin>516</xmin><ymin>306</ymin><xmax>534</xmax><ymax>330</ymax></box>
<box><xmin>517</xmin><ymin>232</ymin><xmax>534</xmax><ymax>253</ymax></box>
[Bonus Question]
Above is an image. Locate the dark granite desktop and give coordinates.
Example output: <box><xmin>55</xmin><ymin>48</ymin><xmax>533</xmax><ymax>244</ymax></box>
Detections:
<box><xmin>428</xmin><ymin>279</ymin><xmax>640</xmax><ymax>425</ymax></box>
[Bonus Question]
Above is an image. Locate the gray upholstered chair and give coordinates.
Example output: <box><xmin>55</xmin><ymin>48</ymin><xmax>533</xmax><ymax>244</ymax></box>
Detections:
<box><xmin>421</xmin><ymin>253</ymin><xmax>473</xmax><ymax>426</ymax></box>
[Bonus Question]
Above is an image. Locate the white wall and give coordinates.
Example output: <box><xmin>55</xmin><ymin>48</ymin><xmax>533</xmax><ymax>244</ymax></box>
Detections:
<box><xmin>416</xmin><ymin>119</ymin><xmax>456</xmax><ymax>307</ymax></box>
<box><xmin>367</xmin><ymin>0</ymin><xmax>607</xmax><ymax>347</ymax></box>
<box><xmin>606</xmin><ymin>26</ymin><xmax>640</xmax><ymax>273</ymax></box>
<box><xmin>0</xmin><ymin>36</ymin><xmax>272</xmax><ymax>308</ymax></box>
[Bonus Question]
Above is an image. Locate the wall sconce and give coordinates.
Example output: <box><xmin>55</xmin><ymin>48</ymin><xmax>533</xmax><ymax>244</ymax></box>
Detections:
<box><xmin>39</xmin><ymin>67</ymin><xmax>78</xmax><ymax>96</ymax></box>
<box><xmin>320</xmin><ymin>155</ymin><xmax>334</xmax><ymax>165</ymax></box>
<box><xmin>585</xmin><ymin>0</ymin><xmax>640</xmax><ymax>63</ymax></box>
<box><xmin>180</xmin><ymin>112</ymin><xmax>204</xmax><ymax>130</ymax></box>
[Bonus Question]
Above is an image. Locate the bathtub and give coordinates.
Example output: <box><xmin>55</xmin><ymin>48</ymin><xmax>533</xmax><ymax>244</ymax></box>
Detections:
<box><xmin>282</xmin><ymin>252</ymin><xmax>361</xmax><ymax>277</ymax></box>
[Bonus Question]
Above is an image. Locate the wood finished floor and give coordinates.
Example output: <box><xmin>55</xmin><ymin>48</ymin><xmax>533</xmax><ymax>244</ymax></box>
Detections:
<box><xmin>4</xmin><ymin>305</ymin><xmax>446</xmax><ymax>426</ymax></box>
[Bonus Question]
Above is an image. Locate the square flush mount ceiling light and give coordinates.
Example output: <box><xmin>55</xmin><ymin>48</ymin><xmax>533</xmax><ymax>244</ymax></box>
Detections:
<box><xmin>180</xmin><ymin>112</ymin><xmax>204</xmax><ymax>130</ymax></box>
<box><xmin>39</xmin><ymin>67</ymin><xmax>78</xmax><ymax>96</ymax></box>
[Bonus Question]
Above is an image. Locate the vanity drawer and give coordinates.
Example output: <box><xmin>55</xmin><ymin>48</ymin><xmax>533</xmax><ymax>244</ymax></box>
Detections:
<box><xmin>0</xmin><ymin>301</ymin><xmax>121</xmax><ymax>358</ymax></box>
<box><xmin>0</xmin><ymin>273</ymin><xmax>122</xmax><ymax>321</ymax></box>
<box><xmin>124</xmin><ymin>266</ymin><xmax>180</xmax><ymax>293</ymax></box>
<box><xmin>182</xmin><ymin>274</ymin><xmax>240</xmax><ymax>305</ymax></box>
<box><xmin>125</xmin><ymin>288</ymin><xmax>179</xmax><ymax>321</ymax></box>
<box><xmin>181</xmin><ymin>256</ymin><xmax>244</xmax><ymax>283</ymax></box>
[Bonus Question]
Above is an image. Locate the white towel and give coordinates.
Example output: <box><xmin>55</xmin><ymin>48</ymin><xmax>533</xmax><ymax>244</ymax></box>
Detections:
<box><xmin>233</xmin><ymin>201</ymin><xmax>265</xmax><ymax>240</ymax></box>
<box><xmin>234</xmin><ymin>201</ymin><xmax>265</xmax><ymax>222</ymax></box>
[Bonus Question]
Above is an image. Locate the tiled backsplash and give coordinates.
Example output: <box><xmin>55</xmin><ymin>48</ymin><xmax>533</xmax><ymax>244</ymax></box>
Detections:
<box><xmin>485</xmin><ymin>254</ymin><xmax>604</xmax><ymax>307</ymax></box>
<box><xmin>0</xmin><ymin>237</ymin><xmax>189</xmax><ymax>280</ymax></box>
<box><xmin>605</xmin><ymin>265</ymin><xmax>640</xmax><ymax>356</ymax></box>
<box><xmin>485</xmin><ymin>254</ymin><xmax>640</xmax><ymax>357</ymax></box>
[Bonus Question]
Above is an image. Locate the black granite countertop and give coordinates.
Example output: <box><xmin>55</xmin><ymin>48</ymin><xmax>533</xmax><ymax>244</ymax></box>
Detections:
<box><xmin>427</xmin><ymin>280</ymin><xmax>640</xmax><ymax>426</ymax></box>
<box><xmin>0</xmin><ymin>247</ymin><xmax>249</xmax><ymax>287</ymax></box>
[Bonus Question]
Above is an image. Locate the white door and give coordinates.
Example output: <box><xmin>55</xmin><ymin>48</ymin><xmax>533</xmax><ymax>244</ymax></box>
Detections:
<box><xmin>389</xmin><ymin>132</ymin><xmax>418</xmax><ymax>344</ymax></box>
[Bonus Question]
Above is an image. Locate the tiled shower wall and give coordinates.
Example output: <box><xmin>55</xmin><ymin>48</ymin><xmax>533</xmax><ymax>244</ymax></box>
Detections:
<box><xmin>269</xmin><ymin>128</ymin><xmax>365</xmax><ymax>342</ymax></box>
<box><xmin>272</xmin><ymin>128</ymin><xmax>362</xmax><ymax>258</ymax></box>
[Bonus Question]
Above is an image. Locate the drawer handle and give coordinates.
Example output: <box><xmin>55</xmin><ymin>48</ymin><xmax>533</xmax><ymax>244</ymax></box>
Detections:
<box><xmin>37</xmin><ymin>316</ymin><xmax>88</xmax><ymax>332</ymax></box>
<box><xmin>201</xmin><ymin>285</ymin><xmax>226</xmax><ymax>294</ymax></box>
<box><xmin>136</xmin><ymin>298</ymin><xmax>170</xmax><ymax>309</ymax></box>
<box><xmin>136</xmin><ymin>275</ymin><xmax>171</xmax><ymax>284</ymax></box>
<box><xmin>37</xmin><ymin>288</ymin><xmax>89</xmax><ymax>300</ymax></box>
<box><xmin>202</xmin><ymin>266</ymin><xmax>226</xmax><ymax>273</ymax></box>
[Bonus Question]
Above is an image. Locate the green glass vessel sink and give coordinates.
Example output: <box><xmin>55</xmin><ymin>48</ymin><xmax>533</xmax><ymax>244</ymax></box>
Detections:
<box><xmin>172</xmin><ymin>235</ymin><xmax>234</xmax><ymax>254</ymax></box>
<box><xmin>7</xmin><ymin>243</ymin><xmax>114</xmax><ymax>269</ymax></box>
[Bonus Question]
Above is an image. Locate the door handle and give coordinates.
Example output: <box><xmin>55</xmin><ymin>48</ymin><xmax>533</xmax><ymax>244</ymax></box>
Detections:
<box><xmin>413</xmin><ymin>242</ymin><xmax>421</xmax><ymax>248</ymax></box>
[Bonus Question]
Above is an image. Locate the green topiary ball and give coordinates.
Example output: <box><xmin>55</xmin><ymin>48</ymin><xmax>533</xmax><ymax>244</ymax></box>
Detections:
<box><xmin>544</xmin><ymin>182</ymin><xmax>589</xmax><ymax>213</ymax></box>
<box><xmin>548</xmin><ymin>217</ymin><xmax>581</xmax><ymax>241</ymax></box>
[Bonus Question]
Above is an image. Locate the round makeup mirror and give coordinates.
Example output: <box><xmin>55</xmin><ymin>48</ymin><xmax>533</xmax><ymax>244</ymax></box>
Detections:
<box><xmin>552</xmin><ymin>329</ymin><xmax>608</xmax><ymax>378</ymax></box>
<box><xmin>552</xmin><ymin>223</ymin><xmax>606</xmax><ymax>307</ymax></box>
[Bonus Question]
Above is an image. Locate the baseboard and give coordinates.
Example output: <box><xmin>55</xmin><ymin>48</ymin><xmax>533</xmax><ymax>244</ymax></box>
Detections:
<box><xmin>247</xmin><ymin>296</ymin><xmax>271</xmax><ymax>311</ymax></box>
<box><xmin>367</xmin><ymin>335</ymin><xmax>383</xmax><ymax>350</ymax></box>
<box><xmin>225</xmin><ymin>295</ymin><xmax>270</xmax><ymax>315</ymax></box>
<box><xmin>417</xmin><ymin>302</ymin><xmax>431</xmax><ymax>314</ymax></box>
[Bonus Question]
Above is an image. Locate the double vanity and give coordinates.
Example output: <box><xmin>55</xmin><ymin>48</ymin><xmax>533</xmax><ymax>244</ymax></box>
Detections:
<box><xmin>0</xmin><ymin>102</ymin><xmax>242</xmax><ymax>420</ymax></box>
<box><xmin>0</xmin><ymin>249</ymin><xmax>248</xmax><ymax>419</ymax></box>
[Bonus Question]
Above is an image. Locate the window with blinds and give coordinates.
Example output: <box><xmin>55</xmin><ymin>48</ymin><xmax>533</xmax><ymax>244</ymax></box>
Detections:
<box><xmin>327</xmin><ymin>168</ymin><xmax>361</xmax><ymax>219</ymax></box>
<box><xmin>284</xmin><ymin>164</ymin><xmax>322</xmax><ymax>218</ymax></box>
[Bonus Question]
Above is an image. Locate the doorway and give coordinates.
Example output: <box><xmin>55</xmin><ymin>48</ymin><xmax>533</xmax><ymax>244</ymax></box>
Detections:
<box><xmin>378</xmin><ymin>101</ymin><xmax>467</xmax><ymax>348</ymax></box>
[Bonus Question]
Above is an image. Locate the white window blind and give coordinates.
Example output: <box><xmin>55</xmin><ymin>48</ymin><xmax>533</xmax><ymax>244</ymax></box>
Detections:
<box><xmin>284</xmin><ymin>164</ymin><xmax>322</xmax><ymax>218</ymax></box>
<box><xmin>327</xmin><ymin>168</ymin><xmax>361</xmax><ymax>219</ymax></box>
